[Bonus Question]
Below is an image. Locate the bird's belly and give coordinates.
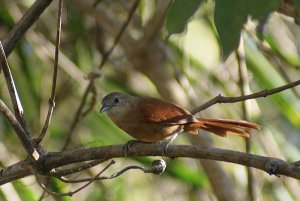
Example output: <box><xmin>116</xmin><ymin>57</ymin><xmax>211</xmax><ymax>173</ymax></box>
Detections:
<box><xmin>117</xmin><ymin>122</ymin><xmax>183</xmax><ymax>142</ymax></box>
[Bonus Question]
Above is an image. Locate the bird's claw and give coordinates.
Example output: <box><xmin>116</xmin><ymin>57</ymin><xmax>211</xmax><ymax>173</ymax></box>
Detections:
<box><xmin>122</xmin><ymin>140</ymin><xmax>171</xmax><ymax>158</ymax></box>
<box><xmin>122</xmin><ymin>140</ymin><xmax>138</xmax><ymax>157</ymax></box>
<box><xmin>123</xmin><ymin>140</ymin><xmax>151</xmax><ymax>157</ymax></box>
<box><xmin>159</xmin><ymin>141</ymin><xmax>170</xmax><ymax>157</ymax></box>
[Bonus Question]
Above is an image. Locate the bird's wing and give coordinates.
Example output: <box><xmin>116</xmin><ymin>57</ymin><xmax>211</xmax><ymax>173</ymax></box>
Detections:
<box><xmin>138</xmin><ymin>98</ymin><xmax>198</xmax><ymax>125</ymax></box>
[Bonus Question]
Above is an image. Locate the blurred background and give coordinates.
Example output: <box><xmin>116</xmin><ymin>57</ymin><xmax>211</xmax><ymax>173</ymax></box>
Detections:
<box><xmin>1</xmin><ymin>0</ymin><xmax>300</xmax><ymax>200</ymax></box>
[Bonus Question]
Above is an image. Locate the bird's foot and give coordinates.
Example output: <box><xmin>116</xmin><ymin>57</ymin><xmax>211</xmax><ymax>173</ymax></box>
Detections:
<box><xmin>159</xmin><ymin>132</ymin><xmax>179</xmax><ymax>157</ymax></box>
<box><xmin>159</xmin><ymin>141</ymin><xmax>171</xmax><ymax>157</ymax></box>
<box><xmin>123</xmin><ymin>140</ymin><xmax>152</xmax><ymax>157</ymax></box>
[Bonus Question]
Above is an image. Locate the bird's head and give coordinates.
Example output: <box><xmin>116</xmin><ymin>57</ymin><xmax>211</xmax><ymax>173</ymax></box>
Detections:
<box><xmin>100</xmin><ymin>92</ymin><xmax>134</xmax><ymax>114</ymax></box>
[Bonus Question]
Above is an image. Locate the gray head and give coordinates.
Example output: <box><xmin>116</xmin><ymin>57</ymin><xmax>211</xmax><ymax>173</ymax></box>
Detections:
<box><xmin>100</xmin><ymin>92</ymin><xmax>135</xmax><ymax>114</ymax></box>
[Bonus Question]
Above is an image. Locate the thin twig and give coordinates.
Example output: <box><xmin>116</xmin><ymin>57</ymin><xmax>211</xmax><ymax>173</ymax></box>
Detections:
<box><xmin>59</xmin><ymin>165</ymin><xmax>147</xmax><ymax>183</ymax></box>
<box><xmin>50</xmin><ymin>159</ymin><xmax>106</xmax><ymax>177</ymax></box>
<box><xmin>3</xmin><ymin>0</ymin><xmax>53</xmax><ymax>56</ymax></box>
<box><xmin>236</xmin><ymin>49</ymin><xmax>257</xmax><ymax>201</ymax></box>
<box><xmin>0</xmin><ymin>99</ymin><xmax>38</xmax><ymax>161</ymax></box>
<box><xmin>37</xmin><ymin>0</ymin><xmax>63</xmax><ymax>144</ymax></box>
<box><xmin>35</xmin><ymin>1</ymin><xmax>63</xmax><ymax>198</ymax></box>
<box><xmin>62</xmin><ymin>0</ymin><xmax>140</xmax><ymax>151</ymax></box>
<box><xmin>36</xmin><ymin>160</ymin><xmax>115</xmax><ymax>197</ymax></box>
<box><xmin>191</xmin><ymin>79</ymin><xmax>300</xmax><ymax>114</ymax></box>
<box><xmin>98</xmin><ymin>0</ymin><xmax>139</xmax><ymax>69</ymax></box>
<box><xmin>77</xmin><ymin>0</ymin><xmax>140</xmax><ymax>119</ymax></box>
<box><xmin>0</xmin><ymin>41</ymin><xmax>31</xmax><ymax>135</ymax></box>
<box><xmin>81</xmin><ymin>81</ymin><xmax>97</xmax><ymax>117</ymax></box>
<box><xmin>68</xmin><ymin>160</ymin><xmax>115</xmax><ymax>196</ymax></box>
<box><xmin>57</xmin><ymin>159</ymin><xmax>166</xmax><ymax>183</ymax></box>
<box><xmin>0</xmin><ymin>42</ymin><xmax>38</xmax><ymax>161</ymax></box>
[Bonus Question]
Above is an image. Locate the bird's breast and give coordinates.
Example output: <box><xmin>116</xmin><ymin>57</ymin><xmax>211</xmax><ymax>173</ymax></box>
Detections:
<box><xmin>111</xmin><ymin>116</ymin><xmax>183</xmax><ymax>142</ymax></box>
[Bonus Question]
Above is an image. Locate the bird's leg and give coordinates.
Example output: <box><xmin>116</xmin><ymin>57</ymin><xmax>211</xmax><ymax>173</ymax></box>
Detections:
<box><xmin>160</xmin><ymin>132</ymin><xmax>179</xmax><ymax>156</ymax></box>
<box><xmin>123</xmin><ymin>140</ymin><xmax>153</xmax><ymax>157</ymax></box>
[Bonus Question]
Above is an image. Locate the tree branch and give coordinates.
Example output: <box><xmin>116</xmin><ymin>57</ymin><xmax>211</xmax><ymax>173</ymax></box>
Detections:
<box><xmin>50</xmin><ymin>160</ymin><xmax>106</xmax><ymax>177</ymax></box>
<box><xmin>57</xmin><ymin>159</ymin><xmax>166</xmax><ymax>183</ymax></box>
<box><xmin>191</xmin><ymin>79</ymin><xmax>300</xmax><ymax>114</ymax></box>
<box><xmin>0</xmin><ymin>99</ymin><xmax>38</xmax><ymax>161</ymax></box>
<box><xmin>35</xmin><ymin>160</ymin><xmax>115</xmax><ymax>197</ymax></box>
<box><xmin>2</xmin><ymin>0</ymin><xmax>53</xmax><ymax>56</ymax></box>
<box><xmin>0</xmin><ymin>42</ymin><xmax>30</xmax><ymax>134</ymax></box>
<box><xmin>98</xmin><ymin>0</ymin><xmax>140</xmax><ymax>69</ymax></box>
<box><xmin>0</xmin><ymin>160</ymin><xmax>32</xmax><ymax>185</ymax></box>
<box><xmin>1</xmin><ymin>144</ymin><xmax>300</xmax><ymax>185</ymax></box>
<box><xmin>37</xmin><ymin>0</ymin><xmax>63</xmax><ymax>144</ymax></box>
<box><xmin>43</xmin><ymin>144</ymin><xmax>300</xmax><ymax>180</ymax></box>
<box><xmin>0</xmin><ymin>42</ymin><xmax>39</xmax><ymax>162</ymax></box>
<box><xmin>236</xmin><ymin>48</ymin><xmax>258</xmax><ymax>201</ymax></box>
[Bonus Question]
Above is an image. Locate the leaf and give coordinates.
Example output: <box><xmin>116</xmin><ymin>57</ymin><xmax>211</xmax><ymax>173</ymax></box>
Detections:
<box><xmin>214</xmin><ymin>0</ymin><xmax>247</xmax><ymax>58</ymax></box>
<box><xmin>246</xmin><ymin>0</ymin><xmax>280</xmax><ymax>20</ymax></box>
<box><xmin>214</xmin><ymin>0</ymin><xmax>280</xmax><ymax>58</ymax></box>
<box><xmin>166</xmin><ymin>0</ymin><xmax>203</xmax><ymax>36</ymax></box>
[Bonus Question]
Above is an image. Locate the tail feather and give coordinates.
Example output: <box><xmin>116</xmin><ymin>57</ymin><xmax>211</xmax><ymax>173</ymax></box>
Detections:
<box><xmin>184</xmin><ymin>118</ymin><xmax>261</xmax><ymax>137</ymax></box>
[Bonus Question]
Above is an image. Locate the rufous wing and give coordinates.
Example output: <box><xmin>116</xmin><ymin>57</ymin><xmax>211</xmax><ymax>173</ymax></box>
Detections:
<box><xmin>138</xmin><ymin>98</ymin><xmax>198</xmax><ymax>125</ymax></box>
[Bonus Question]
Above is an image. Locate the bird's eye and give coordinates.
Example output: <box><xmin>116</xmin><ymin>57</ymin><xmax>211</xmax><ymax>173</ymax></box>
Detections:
<box><xmin>114</xmin><ymin>98</ymin><xmax>120</xmax><ymax>103</ymax></box>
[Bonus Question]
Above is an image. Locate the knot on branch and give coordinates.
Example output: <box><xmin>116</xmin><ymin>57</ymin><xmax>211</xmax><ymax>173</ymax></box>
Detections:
<box><xmin>48</xmin><ymin>99</ymin><xmax>55</xmax><ymax>107</ymax></box>
<box><xmin>292</xmin><ymin>160</ymin><xmax>300</xmax><ymax>167</ymax></box>
<box><xmin>265</xmin><ymin>159</ymin><xmax>282</xmax><ymax>177</ymax></box>
<box><xmin>147</xmin><ymin>159</ymin><xmax>166</xmax><ymax>175</ymax></box>
<box><xmin>86</xmin><ymin>70</ymin><xmax>101</xmax><ymax>80</ymax></box>
<box><xmin>34</xmin><ymin>151</ymin><xmax>52</xmax><ymax>175</ymax></box>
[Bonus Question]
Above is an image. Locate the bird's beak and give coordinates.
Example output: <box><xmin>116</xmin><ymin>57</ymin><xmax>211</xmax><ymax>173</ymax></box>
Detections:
<box><xmin>100</xmin><ymin>104</ymin><xmax>111</xmax><ymax>113</ymax></box>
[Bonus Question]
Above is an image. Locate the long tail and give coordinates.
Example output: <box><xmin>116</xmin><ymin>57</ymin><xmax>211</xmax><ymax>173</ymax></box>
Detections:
<box><xmin>184</xmin><ymin>118</ymin><xmax>261</xmax><ymax>137</ymax></box>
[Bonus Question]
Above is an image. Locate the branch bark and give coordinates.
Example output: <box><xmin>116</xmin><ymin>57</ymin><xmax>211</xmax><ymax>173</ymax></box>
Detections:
<box><xmin>1</xmin><ymin>144</ymin><xmax>300</xmax><ymax>185</ymax></box>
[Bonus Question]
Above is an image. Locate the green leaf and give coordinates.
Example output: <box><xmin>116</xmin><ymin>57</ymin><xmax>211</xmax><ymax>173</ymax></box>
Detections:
<box><xmin>214</xmin><ymin>0</ymin><xmax>279</xmax><ymax>58</ymax></box>
<box><xmin>166</xmin><ymin>0</ymin><xmax>203</xmax><ymax>36</ymax></box>
<box><xmin>246</xmin><ymin>0</ymin><xmax>280</xmax><ymax>20</ymax></box>
<box><xmin>214</xmin><ymin>0</ymin><xmax>247</xmax><ymax>58</ymax></box>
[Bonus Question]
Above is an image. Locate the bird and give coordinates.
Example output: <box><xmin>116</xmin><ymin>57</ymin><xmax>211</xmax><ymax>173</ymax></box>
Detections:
<box><xmin>100</xmin><ymin>92</ymin><xmax>260</xmax><ymax>153</ymax></box>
